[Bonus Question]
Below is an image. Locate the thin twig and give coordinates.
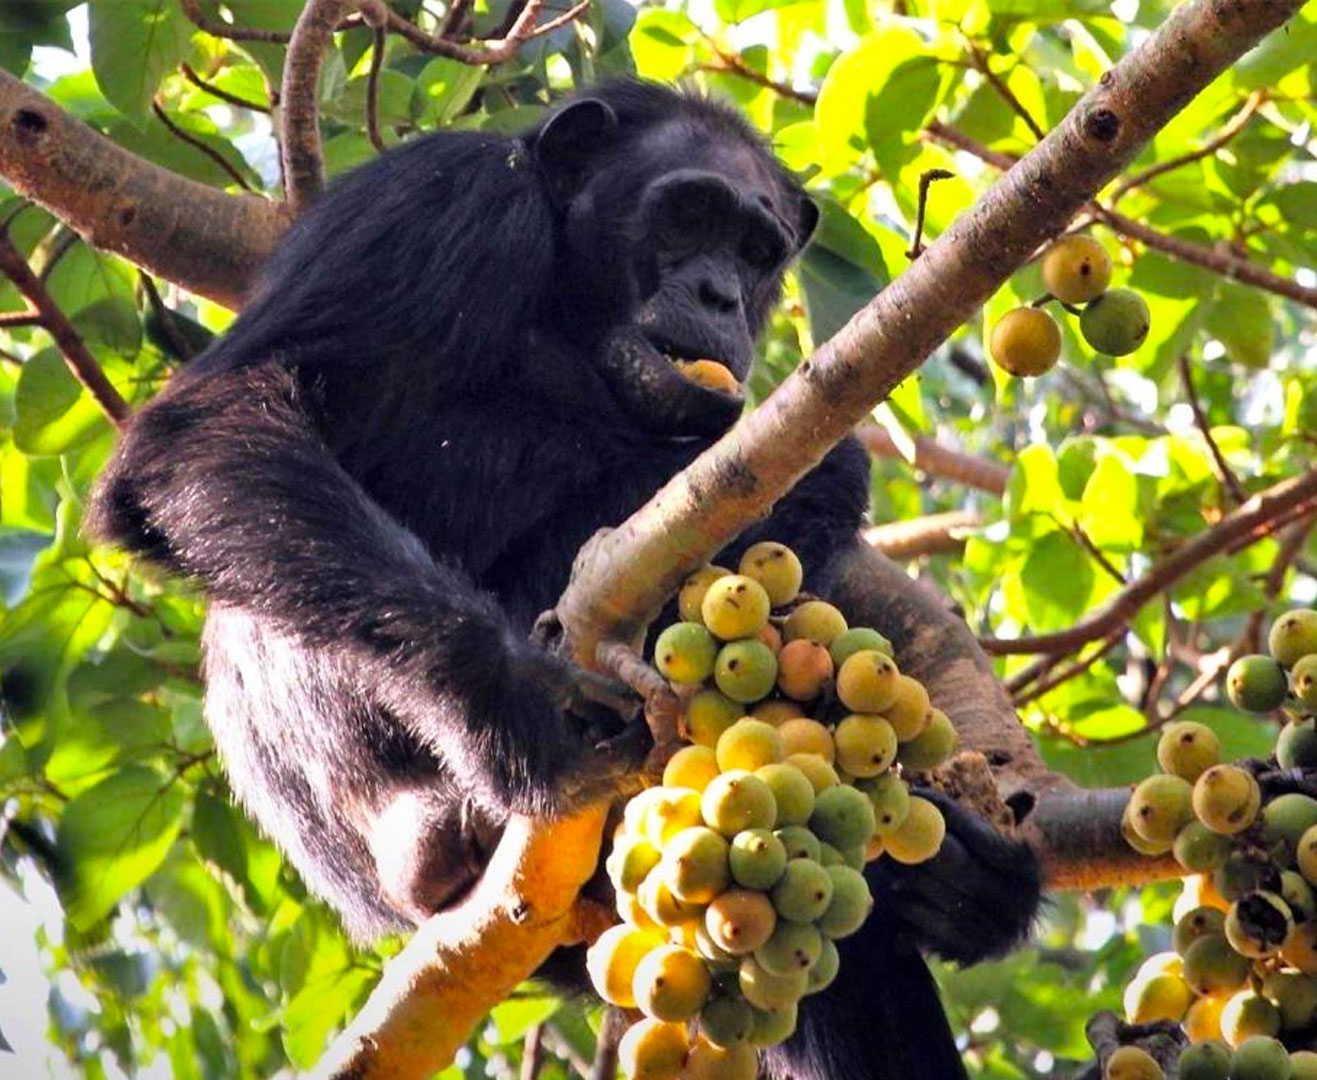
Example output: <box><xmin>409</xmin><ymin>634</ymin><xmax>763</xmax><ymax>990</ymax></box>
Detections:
<box><xmin>1109</xmin><ymin>92</ymin><xmax>1263</xmax><ymax>204</ymax></box>
<box><xmin>0</xmin><ymin>232</ymin><xmax>129</xmax><ymax>426</ymax></box>
<box><xmin>441</xmin><ymin>0</ymin><xmax>475</xmax><ymax>38</ymax></box>
<box><xmin>857</xmin><ymin>424</ymin><xmax>1010</xmax><ymax>496</ymax></box>
<box><xmin>139</xmin><ymin>272</ymin><xmax>196</xmax><ymax>363</ymax></box>
<box><xmin>1013</xmin><ymin>630</ymin><xmax>1125</xmax><ymax>706</ymax></box>
<box><xmin>981</xmin><ymin>468</ymin><xmax>1317</xmax><ymax>655</ymax></box>
<box><xmin>152</xmin><ymin>100</ymin><xmax>252</xmax><ymax>191</ymax></box>
<box><xmin>906</xmin><ymin>168</ymin><xmax>954</xmax><ymax>259</ymax></box>
<box><xmin>520</xmin><ymin>1023</ymin><xmax>546</xmax><ymax>1080</ymax></box>
<box><xmin>1179</xmin><ymin>352</ymin><xmax>1247</xmax><ymax>504</ymax></box>
<box><xmin>696</xmin><ymin>42</ymin><xmax>818</xmax><ymax>107</ymax></box>
<box><xmin>589</xmin><ymin>1008</ymin><xmax>627</xmax><ymax>1080</ymax></box>
<box><xmin>382</xmin><ymin>0</ymin><xmax>592</xmax><ymax>63</ymax></box>
<box><xmin>178</xmin><ymin>0</ymin><xmax>366</xmax><ymax>42</ymax></box>
<box><xmin>965</xmin><ymin>37</ymin><xmax>1045</xmax><ymax>140</ymax></box>
<box><xmin>1069</xmin><ymin>522</ymin><xmax>1127</xmax><ymax>585</ymax></box>
<box><xmin>864</xmin><ymin>509</ymin><xmax>979</xmax><ymax>558</ymax></box>
<box><xmin>365</xmin><ymin>26</ymin><xmax>388</xmax><ymax>154</ymax></box>
<box><xmin>0</xmin><ymin>309</ymin><xmax>41</xmax><ymax>327</ymax></box>
<box><xmin>179</xmin><ymin>63</ymin><xmax>271</xmax><ymax>113</ymax></box>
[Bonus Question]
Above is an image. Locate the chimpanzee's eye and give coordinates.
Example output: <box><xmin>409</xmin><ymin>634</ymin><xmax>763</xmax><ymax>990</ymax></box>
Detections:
<box><xmin>740</xmin><ymin>225</ymin><xmax>784</xmax><ymax>270</ymax></box>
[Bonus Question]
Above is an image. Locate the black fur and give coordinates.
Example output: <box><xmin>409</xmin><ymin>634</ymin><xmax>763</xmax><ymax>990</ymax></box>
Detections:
<box><xmin>88</xmin><ymin>80</ymin><xmax>1039</xmax><ymax>1079</ymax></box>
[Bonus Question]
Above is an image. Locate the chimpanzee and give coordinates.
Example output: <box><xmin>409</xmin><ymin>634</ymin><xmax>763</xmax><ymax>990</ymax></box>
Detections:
<box><xmin>88</xmin><ymin>79</ymin><xmax>1040</xmax><ymax>1079</ymax></box>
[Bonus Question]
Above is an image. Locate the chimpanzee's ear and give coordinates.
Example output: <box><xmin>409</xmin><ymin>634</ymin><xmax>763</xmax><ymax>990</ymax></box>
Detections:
<box><xmin>534</xmin><ymin>98</ymin><xmax>619</xmax><ymax>206</ymax></box>
<box><xmin>794</xmin><ymin>195</ymin><xmax>820</xmax><ymax>251</ymax></box>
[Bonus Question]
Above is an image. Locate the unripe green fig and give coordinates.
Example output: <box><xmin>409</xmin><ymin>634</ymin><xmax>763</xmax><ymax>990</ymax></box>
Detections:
<box><xmin>897</xmin><ymin>708</ymin><xmax>958</xmax><ymax>773</ymax></box>
<box><xmin>833</xmin><ymin>715</ymin><xmax>897</xmax><ymax>778</ymax></box>
<box><xmin>809</xmin><ymin>784</ymin><xmax>877</xmax><ymax>851</ymax></box>
<box><xmin>1177</xmin><ymin>1041</ymin><xmax>1231</xmax><ymax>1080</ymax></box>
<box><xmin>698</xmin><ymin>995</ymin><xmax>754</xmax><ymax>1050</ymax></box>
<box><xmin>1122</xmin><ymin>800</ymin><xmax>1174</xmax><ymax>855</ymax></box>
<box><xmin>1214</xmin><ymin>850</ymin><xmax>1275</xmax><ymax>903</ymax></box>
<box><xmin>1278</xmin><ymin>720</ymin><xmax>1317</xmax><ymax>769</ymax></box>
<box><xmin>1193</xmin><ymin>765</ymin><xmax>1262</xmax><ymax>835</ymax></box>
<box><xmin>738</xmin><ymin>955</ymin><xmax>809</xmax><ymax>1011</ymax></box>
<box><xmin>1298</xmin><ymin>824</ymin><xmax>1317</xmax><ymax>886</ymax></box>
<box><xmin>1157</xmin><ymin>720</ymin><xmax>1221</xmax><ymax>782</ymax></box>
<box><xmin>754</xmin><ymin>920</ymin><xmax>823</xmax><ymax>976</ymax></box>
<box><xmin>714</xmin><ymin>640</ymin><xmax>779</xmax><ymax>704</ymax></box>
<box><xmin>817</xmin><ymin>865</ymin><xmax>872</xmax><ymax>939</ymax></box>
<box><xmin>1229</xmin><ymin>1036</ymin><xmax>1291</xmax><ymax>1080</ymax></box>
<box><xmin>747</xmin><ymin>1002</ymin><xmax>798</xmax><ymax>1047</ymax></box>
<box><xmin>1269</xmin><ymin>609</ymin><xmax>1317</xmax><ymax>668</ymax></box>
<box><xmin>1128</xmin><ymin>774</ymin><xmax>1194</xmax><ymax>845</ymax></box>
<box><xmin>782</xmin><ymin>601</ymin><xmax>848</xmax><ymax>646</ymax></box>
<box><xmin>1182</xmin><ymin>934</ymin><xmax>1249</xmax><ymax>996</ymax></box>
<box><xmin>738</xmin><ymin>541</ymin><xmax>803</xmax><ymax>608</ymax></box>
<box><xmin>1262</xmin><ymin>792</ymin><xmax>1317</xmax><ymax>860</ymax></box>
<box><xmin>1292</xmin><ymin>654</ymin><xmax>1317</xmax><ymax>710</ymax></box>
<box><xmin>829</xmin><ymin>627</ymin><xmax>893</xmax><ymax>668</ymax></box>
<box><xmin>1041</xmin><ymin>233</ymin><xmax>1113</xmax><ymax>304</ymax></box>
<box><xmin>774</xmin><ymin>825</ymin><xmax>821</xmax><ymax>863</ymax></box>
<box><xmin>1173</xmin><ymin>905</ymin><xmax>1226</xmax><ymax>955</ymax></box>
<box><xmin>654</xmin><ymin>622</ymin><xmax>719</xmax><ymax>685</ymax></box>
<box><xmin>1080</xmin><ymin>287</ymin><xmax>1150</xmax><ymax>356</ymax></box>
<box><xmin>770</xmin><ymin>858</ymin><xmax>834</xmax><ymax>923</ymax></box>
<box><xmin>755</xmin><ymin>762</ymin><xmax>815</xmax><ymax>827</ymax></box>
<box><xmin>856</xmin><ymin>771</ymin><xmax>911</xmax><ymax>835</ymax></box>
<box><xmin>1220</xmin><ymin>990</ymin><xmax>1282</xmax><ymax>1046</ymax></box>
<box><xmin>1292</xmin><ymin>1051</ymin><xmax>1317</xmax><ymax>1080</ymax></box>
<box><xmin>1280</xmin><ymin>870</ymin><xmax>1315</xmax><ymax>923</ymax></box>
<box><xmin>990</xmin><ymin>306</ymin><xmax>1062</xmax><ymax>377</ymax></box>
<box><xmin>1174</xmin><ymin>820</ymin><xmax>1232</xmax><ymax>873</ymax></box>
<box><xmin>1226</xmin><ymin>655</ymin><xmax>1288</xmax><ymax>713</ymax></box>
<box><xmin>729</xmin><ymin>828</ymin><xmax>788</xmax><ymax>890</ymax></box>
<box><xmin>1261</xmin><ymin>968</ymin><xmax>1317</xmax><ymax>1030</ymax></box>
<box><xmin>806</xmin><ymin>937</ymin><xmax>840</xmax><ymax>994</ymax></box>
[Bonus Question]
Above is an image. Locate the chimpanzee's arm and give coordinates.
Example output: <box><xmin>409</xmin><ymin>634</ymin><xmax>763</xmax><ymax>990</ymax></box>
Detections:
<box><xmin>87</xmin><ymin>361</ymin><xmax>580</xmax><ymax>816</ymax></box>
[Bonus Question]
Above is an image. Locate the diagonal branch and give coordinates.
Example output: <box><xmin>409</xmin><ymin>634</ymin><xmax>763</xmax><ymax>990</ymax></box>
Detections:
<box><xmin>0</xmin><ymin>69</ymin><xmax>287</xmax><ymax>309</ymax></box>
<box><xmin>0</xmin><ymin>233</ymin><xmax>130</xmax><ymax>426</ymax></box>
<box><xmin>1178</xmin><ymin>351</ymin><xmax>1247</xmax><ymax>504</ymax></box>
<box><xmin>857</xmin><ymin>423</ymin><xmax>1010</xmax><ymax>495</ymax></box>
<box><xmin>981</xmin><ymin>467</ymin><xmax>1317</xmax><ymax>655</ymax></box>
<box><xmin>556</xmin><ymin>0</ymin><xmax>1309</xmax><ymax>671</ymax></box>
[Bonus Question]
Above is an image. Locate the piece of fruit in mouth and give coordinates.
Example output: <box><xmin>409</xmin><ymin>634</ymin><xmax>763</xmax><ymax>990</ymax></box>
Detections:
<box><xmin>672</xmin><ymin>358</ymin><xmax>741</xmax><ymax>395</ymax></box>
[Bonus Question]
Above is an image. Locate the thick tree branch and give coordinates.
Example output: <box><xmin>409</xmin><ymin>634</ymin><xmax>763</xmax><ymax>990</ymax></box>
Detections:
<box><xmin>314</xmin><ymin>808</ymin><xmax>608</xmax><ymax>1080</ymax></box>
<box><xmin>0</xmin><ymin>69</ymin><xmax>287</xmax><ymax>309</ymax></box>
<box><xmin>858</xmin><ymin>424</ymin><xmax>1010</xmax><ymax>495</ymax></box>
<box><xmin>557</xmin><ymin>0</ymin><xmax>1307</xmax><ymax>673</ymax></box>
<box><xmin>982</xmin><ymin>467</ymin><xmax>1317</xmax><ymax>655</ymax></box>
<box><xmin>281</xmin><ymin>0</ymin><xmax>352</xmax><ymax>214</ymax></box>
<box><xmin>0</xmin><ymin>233</ymin><xmax>130</xmax><ymax>426</ymax></box>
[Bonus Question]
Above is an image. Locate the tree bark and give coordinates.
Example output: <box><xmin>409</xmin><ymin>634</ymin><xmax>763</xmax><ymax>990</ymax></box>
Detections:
<box><xmin>0</xmin><ymin>70</ymin><xmax>287</xmax><ymax>310</ymax></box>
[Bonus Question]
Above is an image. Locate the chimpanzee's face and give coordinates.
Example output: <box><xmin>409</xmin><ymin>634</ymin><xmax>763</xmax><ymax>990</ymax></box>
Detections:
<box><xmin>535</xmin><ymin>100</ymin><xmax>816</xmax><ymax>437</ymax></box>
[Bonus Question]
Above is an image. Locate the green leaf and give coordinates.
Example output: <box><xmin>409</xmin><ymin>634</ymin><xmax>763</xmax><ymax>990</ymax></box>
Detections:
<box><xmin>1020</xmin><ymin>530</ymin><xmax>1095</xmax><ymax>631</ymax></box>
<box><xmin>0</xmin><ymin>0</ymin><xmax>75</xmax><ymax>75</ymax></box>
<box><xmin>1270</xmin><ymin>181</ymin><xmax>1317</xmax><ymax>231</ymax></box>
<box><xmin>55</xmin><ymin>764</ymin><xmax>188</xmax><ymax>930</ymax></box>
<box><xmin>89</xmin><ymin>0</ymin><xmax>194</xmax><ymax>123</ymax></box>
<box><xmin>282</xmin><ymin>967</ymin><xmax>376</xmax><ymax>1067</ymax></box>
<box><xmin>1079</xmin><ymin>453</ymin><xmax>1141</xmax><ymax>551</ymax></box>
<box><xmin>14</xmin><ymin>348</ymin><xmax>110</xmax><ymax>455</ymax></box>
<box><xmin>489</xmin><ymin>993</ymin><xmax>561</xmax><ymax>1043</ymax></box>
<box><xmin>1205</xmin><ymin>281</ymin><xmax>1274</xmax><ymax>370</ymax></box>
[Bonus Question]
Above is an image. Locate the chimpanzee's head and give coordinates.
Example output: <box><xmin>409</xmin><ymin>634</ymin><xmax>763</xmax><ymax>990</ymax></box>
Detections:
<box><xmin>528</xmin><ymin>82</ymin><xmax>817</xmax><ymax>437</ymax></box>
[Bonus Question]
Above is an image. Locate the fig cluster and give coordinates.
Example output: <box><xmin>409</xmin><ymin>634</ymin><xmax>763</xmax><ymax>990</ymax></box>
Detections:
<box><xmin>590</xmin><ymin>541</ymin><xmax>956</xmax><ymax>1079</ymax></box>
<box><xmin>991</xmin><ymin>234</ymin><xmax>1151</xmax><ymax>378</ymax></box>
<box><xmin>1114</xmin><ymin>610</ymin><xmax>1317</xmax><ymax>1078</ymax></box>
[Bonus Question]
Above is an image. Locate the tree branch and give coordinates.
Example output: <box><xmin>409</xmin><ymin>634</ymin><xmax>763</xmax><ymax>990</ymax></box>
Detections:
<box><xmin>0</xmin><ymin>232</ymin><xmax>130</xmax><ymax>426</ymax></box>
<box><xmin>864</xmin><ymin>509</ymin><xmax>979</xmax><ymax>558</ymax></box>
<box><xmin>151</xmin><ymin>99</ymin><xmax>252</xmax><ymax>191</ymax></box>
<box><xmin>557</xmin><ymin>0</ymin><xmax>1307</xmax><ymax>672</ymax></box>
<box><xmin>281</xmin><ymin>0</ymin><xmax>353</xmax><ymax>214</ymax></box>
<box><xmin>314</xmin><ymin>808</ymin><xmax>609</xmax><ymax>1080</ymax></box>
<box><xmin>0</xmin><ymin>69</ymin><xmax>287</xmax><ymax>309</ymax></box>
<box><xmin>1179</xmin><ymin>351</ymin><xmax>1247</xmax><ymax>504</ymax></box>
<box><xmin>381</xmin><ymin>0</ymin><xmax>593</xmax><ymax>62</ymax></box>
<box><xmin>981</xmin><ymin>467</ymin><xmax>1317</xmax><ymax>655</ymax></box>
<box><xmin>857</xmin><ymin>424</ymin><xmax>1010</xmax><ymax>495</ymax></box>
<box><xmin>180</xmin><ymin>63</ymin><xmax>271</xmax><ymax>113</ymax></box>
